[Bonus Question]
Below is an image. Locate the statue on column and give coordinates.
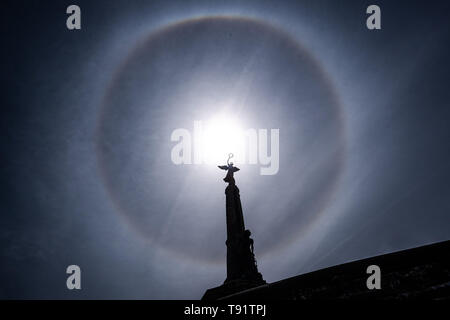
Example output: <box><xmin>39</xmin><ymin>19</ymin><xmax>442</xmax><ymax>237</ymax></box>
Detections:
<box><xmin>218</xmin><ymin>153</ymin><xmax>265</xmax><ymax>283</ymax></box>
<box><xmin>202</xmin><ymin>153</ymin><xmax>265</xmax><ymax>300</ymax></box>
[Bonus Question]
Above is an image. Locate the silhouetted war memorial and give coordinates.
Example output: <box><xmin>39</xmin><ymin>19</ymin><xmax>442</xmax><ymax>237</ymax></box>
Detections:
<box><xmin>202</xmin><ymin>156</ymin><xmax>450</xmax><ymax>300</ymax></box>
<box><xmin>202</xmin><ymin>156</ymin><xmax>266</xmax><ymax>300</ymax></box>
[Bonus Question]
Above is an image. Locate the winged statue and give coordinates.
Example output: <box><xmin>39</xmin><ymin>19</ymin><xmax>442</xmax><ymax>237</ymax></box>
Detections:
<box><xmin>218</xmin><ymin>153</ymin><xmax>240</xmax><ymax>183</ymax></box>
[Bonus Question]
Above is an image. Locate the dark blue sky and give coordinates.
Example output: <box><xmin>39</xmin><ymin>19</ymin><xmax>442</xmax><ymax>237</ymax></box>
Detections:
<box><xmin>1</xmin><ymin>0</ymin><xmax>450</xmax><ymax>299</ymax></box>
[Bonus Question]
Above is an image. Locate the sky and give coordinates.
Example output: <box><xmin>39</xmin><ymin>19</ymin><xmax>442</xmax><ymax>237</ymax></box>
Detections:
<box><xmin>1</xmin><ymin>0</ymin><xmax>450</xmax><ymax>299</ymax></box>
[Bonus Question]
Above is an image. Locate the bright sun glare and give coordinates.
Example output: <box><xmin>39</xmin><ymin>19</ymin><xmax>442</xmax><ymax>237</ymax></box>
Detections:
<box><xmin>200</xmin><ymin>115</ymin><xmax>245</xmax><ymax>165</ymax></box>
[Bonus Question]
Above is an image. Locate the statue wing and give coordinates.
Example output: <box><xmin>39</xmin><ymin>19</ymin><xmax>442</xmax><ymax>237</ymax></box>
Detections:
<box><xmin>218</xmin><ymin>165</ymin><xmax>229</xmax><ymax>170</ymax></box>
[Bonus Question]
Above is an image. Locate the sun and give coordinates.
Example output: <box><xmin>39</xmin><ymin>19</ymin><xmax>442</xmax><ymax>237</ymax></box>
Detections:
<box><xmin>200</xmin><ymin>114</ymin><xmax>245</xmax><ymax>165</ymax></box>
